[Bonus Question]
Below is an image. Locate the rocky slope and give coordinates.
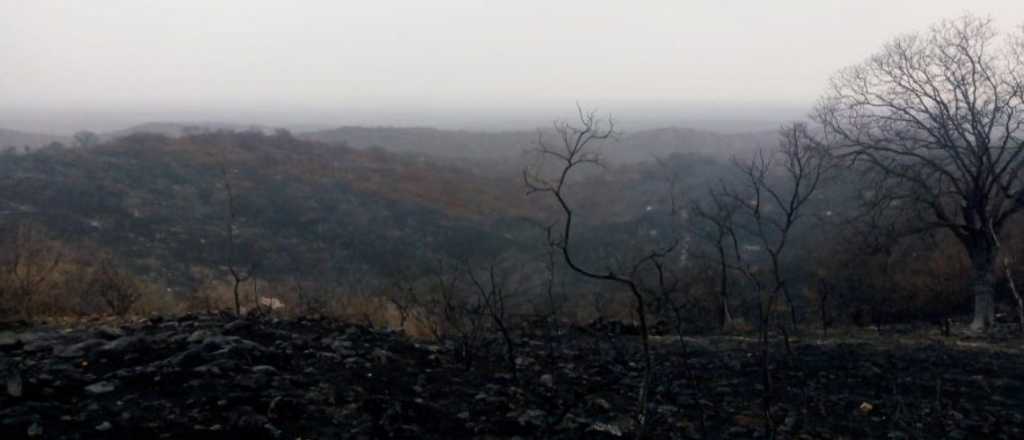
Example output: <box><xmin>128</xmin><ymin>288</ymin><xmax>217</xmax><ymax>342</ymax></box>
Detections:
<box><xmin>1</xmin><ymin>315</ymin><xmax>1022</xmax><ymax>439</ymax></box>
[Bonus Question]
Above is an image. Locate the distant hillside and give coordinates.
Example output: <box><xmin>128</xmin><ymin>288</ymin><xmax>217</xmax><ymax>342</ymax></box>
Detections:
<box><xmin>103</xmin><ymin>122</ymin><xmax>281</xmax><ymax>141</ymax></box>
<box><xmin>300</xmin><ymin>126</ymin><xmax>775</xmax><ymax>163</ymax></box>
<box><xmin>612</xmin><ymin>127</ymin><xmax>772</xmax><ymax>162</ymax></box>
<box><xmin>299</xmin><ymin>126</ymin><xmax>533</xmax><ymax>159</ymax></box>
<box><xmin>0</xmin><ymin>128</ymin><xmax>71</xmax><ymax>151</ymax></box>
<box><xmin>0</xmin><ymin>129</ymin><xmax>741</xmax><ymax>291</ymax></box>
<box><xmin>0</xmin><ymin>131</ymin><xmax>541</xmax><ymax>289</ymax></box>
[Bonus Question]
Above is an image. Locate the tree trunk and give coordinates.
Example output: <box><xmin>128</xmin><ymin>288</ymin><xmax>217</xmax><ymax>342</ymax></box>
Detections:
<box><xmin>718</xmin><ymin>257</ymin><xmax>733</xmax><ymax>328</ymax></box>
<box><xmin>967</xmin><ymin>241</ymin><xmax>996</xmax><ymax>332</ymax></box>
<box><xmin>819</xmin><ymin>283</ymin><xmax>830</xmax><ymax>338</ymax></box>
<box><xmin>721</xmin><ymin>297</ymin><xmax>733</xmax><ymax>328</ymax></box>
<box><xmin>233</xmin><ymin>279</ymin><xmax>242</xmax><ymax>316</ymax></box>
<box><xmin>1000</xmin><ymin>258</ymin><xmax>1024</xmax><ymax>334</ymax></box>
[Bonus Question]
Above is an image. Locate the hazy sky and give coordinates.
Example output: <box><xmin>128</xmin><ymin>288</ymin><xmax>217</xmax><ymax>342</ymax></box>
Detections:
<box><xmin>1</xmin><ymin>1</ymin><xmax>1021</xmax><ymax>132</ymax></box>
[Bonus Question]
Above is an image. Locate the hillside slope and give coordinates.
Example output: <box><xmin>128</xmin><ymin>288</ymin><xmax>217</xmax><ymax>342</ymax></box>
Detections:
<box><xmin>0</xmin><ymin>128</ymin><xmax>744</xmax><ymax>293</ymax></box>
<box><xmin>0</xmin><ymin>131</ymin><xmax>539</xmax><ymax>287</ymax></box>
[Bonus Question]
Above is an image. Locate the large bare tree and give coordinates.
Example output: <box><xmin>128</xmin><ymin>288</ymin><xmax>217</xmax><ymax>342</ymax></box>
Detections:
<box><xmin>815</xmin><ymin>15</ymin><xmax>1024</xmax><ymax>331</ymax></box>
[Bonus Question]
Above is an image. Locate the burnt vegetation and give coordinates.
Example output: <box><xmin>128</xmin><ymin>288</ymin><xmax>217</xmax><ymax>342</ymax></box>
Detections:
<box><xmin>2</xmin><ymin>13</ymin><xmax>1024</xmax><ymax>440</ymax></box>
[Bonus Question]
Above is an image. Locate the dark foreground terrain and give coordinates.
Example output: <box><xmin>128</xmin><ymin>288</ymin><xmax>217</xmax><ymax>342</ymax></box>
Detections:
<box><xmin>2</xmin><ymin>315</ymin><xmax>1022</xmax><ymax>439</ymax></box>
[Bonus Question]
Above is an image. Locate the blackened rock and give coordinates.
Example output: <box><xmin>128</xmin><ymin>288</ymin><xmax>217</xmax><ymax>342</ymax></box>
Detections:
<box><xmin>516</xmin><ymin>409</ymin><xmax>548</xmax><ymax>427</ymax></box>
<box><xmin>201</xmin><ymin>336</ymin><xmax>267</xmax><ymax>354</ymax></box>
<box><xmin>539</xmin><ymin>374</ymin><xmax>554</xmax><ymax>388</ymax></box>
<box><xmin>100</xmin><ymin>336</ymin><xmax>145</xmax><ymax>353</ymax></box>
<box><xmin>233</xmin><ymin>411</ymin><xmax>278</xmax><ymax>439</ymax></box>
<box><xmin>187</xmin><ymin>329</ymin><xmax>214</xmax><ymax>343</ymax></box>
<box><xmin>167</xmin><ymin>348</ymin><xmax>207</xmax><ymax>369</ymax></box>
<box><xmin>224</xmin><ymin>319</ymin><xmax>251</xmax><ymax>333</ymax></box>
<box><xmin>0</xmin><ymin>331</ymin><xmax>20</xmax><ymax>351</ymax></box>
<box><xmin>55</xmin><ymin>339</ymin><xmax>106</xmax><ymax>358</ymax></box>
<box><xmin>267</xmin><ymin>396</ymin><xmax>301</xmax><ymax>420</ymax></box>
<box><xmin>95</xmin><ymin>326</ymin><xmax>125</xmax><ymax>340</ymax></box>
<box><xmin>6</xmin><ymin>366</ymin><xmax>22</xmax><ymax>397</ymax></box>
<box><xmin>252</xmin><ymin>365</ymin><xmax>278</xmax><ymax>375</ymax></box>
<box><xmin>26</xmin><ymin>421</ymin><xmax>42</xmax><ymax>437</ymax></box>
<box><xmin>369</xmin><ymin>348</ymin><xmax>395</xmax><ymax>364</ymax></box>
<box><xmin>84</xmin><ymin>381</ymin><xmax>117</xmax><ymax>395</ymax></box>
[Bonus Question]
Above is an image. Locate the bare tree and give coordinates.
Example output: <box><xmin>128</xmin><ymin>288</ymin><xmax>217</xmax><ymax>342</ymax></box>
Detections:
<box><xmin>218</xmin><ymin>154</ymin><xmax>257</xmax><ymax>316</ymax></box>
<box><xmin>535</xmin><ymin>236</ymin><xmax>570</xmax><ymax>361</ymax></box>
<box><xmin>429</xmin><ymin>259</ymin><xmax>488</xmax><ymax>371</ymax></box>
<box><xmin>692</xmin><ymin>185</ymin><xmax>743</xmax><ymax>329</ymax></box>
<box><xmin>466</xmin><ymin>259</ymin><xmax>521</xmax><ymax>377</ymax></box>
<box><xmin>0</xmin><ymin>224</ymin><xmax>62</xmax><ymax>319</ymax></box>
<box><xmin>815</xmin><ymin>15</ymin><xmax>1024</xmax><ymax>331</ymax></box>
<box><xmin>383</xmin><ymin>272</ymin><xmax>417</xmax><ymax>332</ymax></box>
<box><xmin>88</xmin><ymin>258</ymin><xmax>144</xmax><ymax>316</ymax></box>
<box><xmin>185</xmin><ymin>267</ymin><xmax>218</xmax><ymax>314</ymax></box>
<box><xmin>722</xmin><ymin>124</ymin><xmax>833</xmax><ymax>330</ymax></box>
<box><xmin>524</xmin><ymin>105</ymin><xmax>682</xmax><ymax>438</ymax></box>
<box><xmin>73</xmin><ymin>130</ymin><xmax>100</xmax><ymax>149</ymax></box>
<box><xmin>715</xmin><ymin>124</ymin><xmax>833</xmax><ymax>436</ymax></box>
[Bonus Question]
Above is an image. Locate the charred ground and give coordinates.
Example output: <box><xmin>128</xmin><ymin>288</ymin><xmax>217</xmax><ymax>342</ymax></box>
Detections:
<box><xmin>2</xmin><ymin>315</ymin><xmax>1022</xmax><ymax>439</ymax></box>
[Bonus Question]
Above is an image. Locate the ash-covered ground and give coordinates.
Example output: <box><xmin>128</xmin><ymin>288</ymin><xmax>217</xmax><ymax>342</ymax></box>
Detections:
<box><xmin>2</xmin><ymin>315</ymin><xmax>1023</xmax><ymax>439</ymax></box>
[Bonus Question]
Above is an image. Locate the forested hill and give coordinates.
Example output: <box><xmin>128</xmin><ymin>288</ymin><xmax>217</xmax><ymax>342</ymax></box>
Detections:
<box><xmin>0</xmin><ymin>131</ymin><xmax>544</xmax><ymax>288</ymax></box>
<box><xmin>300</xmin><ymin>125</ymin><xmax>773</xmax><ymax>163</ymax></box>
<box><xmin>0</xmin><ymin>128</ymin><xmax>739</xmax><ymax>292</ymax></box>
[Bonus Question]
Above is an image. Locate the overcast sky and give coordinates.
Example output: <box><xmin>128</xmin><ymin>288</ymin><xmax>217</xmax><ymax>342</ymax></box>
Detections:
<box><xmin>1</xmin><ymin>1</ymin><xmax>1021</xmax><ymax>132</ymax></box>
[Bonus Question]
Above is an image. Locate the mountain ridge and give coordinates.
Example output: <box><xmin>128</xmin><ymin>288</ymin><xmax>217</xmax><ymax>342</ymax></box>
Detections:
<box><xmin>4</xmin><ymin>122</ymin><xmax>777</xmax><ymax>163</ymax></box>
